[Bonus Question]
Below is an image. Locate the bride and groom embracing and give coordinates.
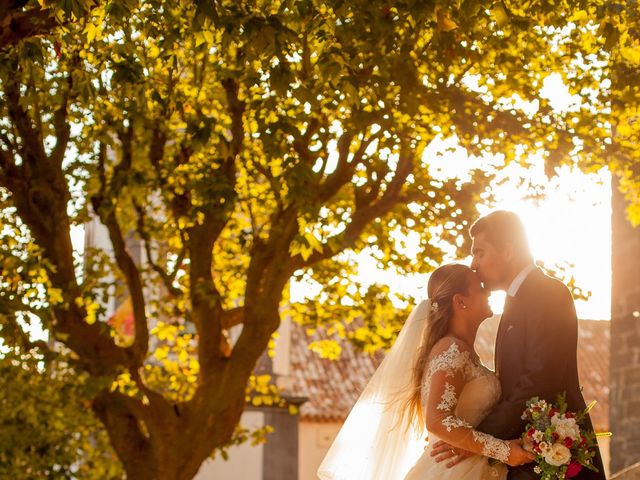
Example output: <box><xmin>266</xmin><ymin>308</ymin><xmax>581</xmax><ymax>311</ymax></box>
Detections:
<box><xmin>318</xmin><ymin>211</ymin><xmax>606</xmax><ymax>480</ymax></box>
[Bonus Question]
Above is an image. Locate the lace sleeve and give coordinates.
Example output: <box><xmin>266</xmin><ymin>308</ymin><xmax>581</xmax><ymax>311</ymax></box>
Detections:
<box><xmin>425</xmin><ymin>338</ymin><xmax>511</xmax><ymax>464</ymax></box>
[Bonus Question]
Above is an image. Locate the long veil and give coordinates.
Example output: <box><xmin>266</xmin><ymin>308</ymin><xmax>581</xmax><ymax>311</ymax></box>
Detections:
<box><xmin>317</xmin><ymin>300</ymin><xmax>430</xmax><ymax>480</ymax></box>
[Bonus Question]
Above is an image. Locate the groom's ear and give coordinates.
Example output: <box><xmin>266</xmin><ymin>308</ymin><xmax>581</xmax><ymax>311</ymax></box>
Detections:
<box><xmin>501</xmin><ymin>242</ymin><xmax>516</xmax><ymax>262</ymax></box>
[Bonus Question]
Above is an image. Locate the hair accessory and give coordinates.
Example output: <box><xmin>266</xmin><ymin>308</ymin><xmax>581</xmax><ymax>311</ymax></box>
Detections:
<box><xmin>429</xmin><ymin>300</ymin><xmax>439</xmax><ymax>313</ymax></box>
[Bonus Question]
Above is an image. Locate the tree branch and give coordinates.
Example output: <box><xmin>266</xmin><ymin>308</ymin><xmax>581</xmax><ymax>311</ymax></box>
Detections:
<box><xmin>190</xmin><ymin>77</ymin><xmax>244</xmax><ymax>376</ymax></box>
<box><xmin>0</xmin><ymin>6</ymin><xmax>59</xmax><ymax>51</ymax></box>
<box><xmin>221</xmin><ymin>78</ymin><xmax>245</xmax><ymax>157</ymax></box>
<box><xmin>92</xmin><ymin>391</ymin><xmax>153</xmax><ymax>479</ymax></box>
<box><xmin>291</xmin><ymin>145</ymin><xmax>415</xmax><ymax>270</ymax></box>
<box><xmin>51</xmin><ymin>72</ymin><xmax>73</xmax><ymax>168</ymax></box>
<box><xmin>318</xmin><ymin>128</ymin><xmax>383</xmax><ymax>204</ymax></box>
<box><xmin>133</xmin><ymin>200</ymin><xmax>182</xmax><ymax>297</ymax></box>
<box><xmin>4</xmin><ymin>76</ymin><xmax>46</xmax><ymax>165</ymax></box>
<box><xmin>221</xmin><ymin>306</ymin><xmax>244</xmax><ymax>329</ymax></box>
<box><xmin>0</xmin><ymin>74</ymin><xmax>133</xmax><ymax>378</ymax></box>
<box><xmin>91</xmin><ymin>130</ymin><xmax>149</xmax><ymax>365</ymax></box>
<box><xmin>0</xmin><ymin>144</ymin><xmax>19</xmax><ymax>185</ymax></box>
<box><xmin>100</xmin><ymin>208</ymin><xmax>149</xmax><ymax>365</ymax></box>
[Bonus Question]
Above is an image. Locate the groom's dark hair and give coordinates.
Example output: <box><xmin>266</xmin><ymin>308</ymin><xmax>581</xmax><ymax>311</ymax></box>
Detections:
<box><xmin>469</xmin><ymin>210</ymin><xmax>533</xmax><ymax>261</ymax></box>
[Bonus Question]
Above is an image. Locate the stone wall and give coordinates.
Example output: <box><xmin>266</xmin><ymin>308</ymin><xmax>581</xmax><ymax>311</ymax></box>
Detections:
<box><xmin>610</xmin><ymin>177</ymin><xmax>640</xmax><ymax>473</ymax></box>
<box><xmin>611</xmin><ymin>462</ymin><xmax>640</xmax><ymax>480</ymax></box>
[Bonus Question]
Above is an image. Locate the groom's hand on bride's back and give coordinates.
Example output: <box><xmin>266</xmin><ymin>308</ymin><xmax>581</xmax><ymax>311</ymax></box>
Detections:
<box><xmin>429</xmin><ymin>440</ymin><xmax>472</xmax><ymax>468</ymax></box>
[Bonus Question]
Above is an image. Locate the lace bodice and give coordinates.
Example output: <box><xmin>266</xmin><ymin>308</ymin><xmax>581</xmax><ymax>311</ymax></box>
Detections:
<box><xmin>421</xmin><ymin>338</ymin><xmax>509</xmax><ymax>464</ymax></box>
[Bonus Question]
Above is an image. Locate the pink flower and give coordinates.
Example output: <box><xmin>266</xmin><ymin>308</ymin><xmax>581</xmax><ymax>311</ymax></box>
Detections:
<box><xmin>565</xmin><ymin>460</ymin><xmax>582</xmax><ymax>478</ymax></box>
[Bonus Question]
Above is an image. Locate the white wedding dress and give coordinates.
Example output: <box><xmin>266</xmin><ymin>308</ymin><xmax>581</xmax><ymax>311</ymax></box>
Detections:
<box><xmin>317</xmin><ymin>302</ymin><xmax>509</xmax><ymax>480</ymax></box>
<box><xmin>404</xmin><ymin>337</ymin><xmax>508</xmax><ymax>480</ymax></box>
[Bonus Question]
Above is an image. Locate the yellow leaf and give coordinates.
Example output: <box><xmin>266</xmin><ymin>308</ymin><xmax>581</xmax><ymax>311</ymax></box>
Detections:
<box><xmin>620</xmin><ymin>45</ymin><xmax>640</xmax><ymax>65</ymax></box>
<box><xmin>154</xmin><ymin>346</ymin><xmax>169</xmax><ymax>361</ymax></box>
<box><xmin>148</xmin><ymin>45</ymin><xmax>160</xmax><ymax>59</ymax></box>
<box><xmin>437</xmin><ymin>9</ymin><xmax>458</xmax><ymax>32</ymax></box>
<box><xmin>178</xmin><ymin>349</ymin><xmax>189</xmax><ymax>364</ymax></box>
<box><xmin>48</xmin><ymin>288</ymin><xmax>64</xmax><ymax>305</ymax></box>
<box><xmin>308</xmin><ymin>340</ymin><xmax>342</xmax><ymax>360</ymax></box>
<box><xmin>570</xmin><ymin>10</ymin><xmax>589</xmax><ymax>23</ymax></box>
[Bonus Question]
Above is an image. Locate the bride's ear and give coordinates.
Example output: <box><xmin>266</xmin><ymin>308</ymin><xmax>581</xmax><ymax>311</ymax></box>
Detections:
<box><xmin>452</xmin><ymin>293</ymin><xmax>467</xmax><ymax>311</ymax></box>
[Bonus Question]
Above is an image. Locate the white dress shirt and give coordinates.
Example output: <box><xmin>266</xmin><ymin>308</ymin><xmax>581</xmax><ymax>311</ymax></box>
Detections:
<box><xmin>506</xmin><ymin>263</ymin><xmax>536</xmax><ymax>297</ymax></box>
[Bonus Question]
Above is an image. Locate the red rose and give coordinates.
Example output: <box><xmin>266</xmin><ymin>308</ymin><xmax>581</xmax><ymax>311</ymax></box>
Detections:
<box><xmin>565</xmin><ymin>461</ymin><xmax>582</xmax><ymax>478</ymax></box>
<box><xmin>563</xmin><ymin>437</ymin><xmax>574</xmax><ymax>448</ymax></box>
<box><xmin>528</xmin><ymin>428</ymin><xmax>536</xmax><ymax>437</ymax></box>
<box><xmin>552</xmin><ymin>432</ymin><xmax>560</xmax><ymax>442</ymax></box>
<box><xmin>580</xmin><ymin>436</ymin><xmax>587</xmax><ymax>447</ymax></box>
<box><xmin>565</xmin><ymin>412</ymin><xmax>575</xmax><ymax>419</ymax></box>
<box><xmin>549</xmin><ymin>408</ymin><xmax>559</xmax><ymax>417</ymax></box>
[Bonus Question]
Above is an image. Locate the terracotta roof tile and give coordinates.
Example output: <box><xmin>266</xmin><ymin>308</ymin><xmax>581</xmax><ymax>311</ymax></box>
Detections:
<box><xmin>289</xmin><ymin>323</ymin><xmax>382</xmax><ymax>422</ymax></box>
<box><xmin>290</xmin><ymin>316</ymin><xmax>610</xmax><ymax>431</ymax></box>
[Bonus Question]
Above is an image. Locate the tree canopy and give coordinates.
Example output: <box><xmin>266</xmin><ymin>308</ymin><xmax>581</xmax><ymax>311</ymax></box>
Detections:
<box><xmin>0</xmin><ymin>0</ymin><xmax>637</xmax><ymax>478</ymax></box>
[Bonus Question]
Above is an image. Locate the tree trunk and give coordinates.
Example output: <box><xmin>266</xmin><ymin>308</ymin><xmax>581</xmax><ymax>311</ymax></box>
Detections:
<box><xmin>93</xmin><ymin>384</ymin><xmax>247</xmax><ymax>480</ymax></box>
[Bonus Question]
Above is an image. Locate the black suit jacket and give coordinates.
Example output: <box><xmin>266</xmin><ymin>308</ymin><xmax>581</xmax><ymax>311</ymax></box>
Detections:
<box><xmin>477</xmin><ymin>268</ymin><xmax>606</xmax><ymax>480</ymax></box>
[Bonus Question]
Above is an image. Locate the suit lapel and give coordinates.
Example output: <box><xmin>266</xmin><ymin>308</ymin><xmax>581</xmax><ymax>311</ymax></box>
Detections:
<box><xmin>494</xmin><ymin>268</ymin><xmax>544</xmax><ymax>376</ymax></box>
<box><xmin>495</xmin><ymin>295</ymin><xmax>514</xmax><ymax>376</ymax></box>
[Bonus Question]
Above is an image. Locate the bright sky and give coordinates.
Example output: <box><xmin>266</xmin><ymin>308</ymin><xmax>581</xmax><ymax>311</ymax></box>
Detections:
<box><xmin>349</xmin><ymin>153</ymin><xmax>611</xmax><ymax>321</ymax></box>
<box><xmin>479</xmin><ymin>164</ymin><xmax>610</xmax><ymax>321</ymax></box>
<box><xmin>349</xmin><ymin>73</ymin><xmax>612</xmax><ymax>320</ymax></box>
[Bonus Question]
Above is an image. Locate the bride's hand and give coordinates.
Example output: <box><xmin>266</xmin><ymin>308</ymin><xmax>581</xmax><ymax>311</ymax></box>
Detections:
<box><xmin>506</xmin><ymin>440</ymin><xmax>536</xmax><ymax>467</ymax></box>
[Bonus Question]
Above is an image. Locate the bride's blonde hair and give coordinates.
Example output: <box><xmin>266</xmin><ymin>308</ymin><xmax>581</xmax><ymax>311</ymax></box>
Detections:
<box><xmin>403</xmin><ymin>263</ymin><xmax>472</xmax><ymax>431</ymax></box>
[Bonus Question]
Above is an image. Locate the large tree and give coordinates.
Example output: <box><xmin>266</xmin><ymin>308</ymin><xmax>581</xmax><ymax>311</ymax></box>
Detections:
<box><xmin>0</xmin><ymin>1</ymin><xmax>617</xmax><ymax>478</ymax></box>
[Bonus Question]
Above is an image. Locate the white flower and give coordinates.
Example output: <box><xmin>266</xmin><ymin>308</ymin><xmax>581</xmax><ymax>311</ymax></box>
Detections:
<box><xmin>551</xmin><ymin>414</ymin><xmax>581</xmax><ymax>441</ymax></box>
<box><xmin>543</xmin><ymin>443</ymin><xmax>572</xmax><ymax>467</ymax></box>
<box><xmin>534</xmin><ymin>466</ymin><xmax>542</xmax><ymax>474</ymax></box>
<box><xmin>538</xmin><ymin>441</ymin><xmax>552</xmax><ymax>455</ymax></box>
<box><xmin>532</xmin><ymin>430</ymin><xmax>544</xmax><ymax>442</ymax></box>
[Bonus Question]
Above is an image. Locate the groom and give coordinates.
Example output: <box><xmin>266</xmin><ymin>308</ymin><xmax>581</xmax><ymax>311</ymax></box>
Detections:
<box><xmin>432</xmin><ymin>210</ymin><xmax>605</xmax><ymax>479</ymax></box>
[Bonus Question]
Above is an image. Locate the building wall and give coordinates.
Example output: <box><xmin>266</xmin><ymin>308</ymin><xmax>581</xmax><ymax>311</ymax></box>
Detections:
<box><xmin>194</xmin><ymin>411</ymin><xmax>265</xmax><ymax>480</ymax></box>
<box><xmin>264</xmin><ymin>407</ymin><xmax>299</xmax><ymax>480</ymax></box>
<box><xmin>611</xmin><ymin>177</ymin><xmax>640</xmax><ymax>473</ymax></box>
<box><xmin>299</xmin><ymin>421</ymin><xmax>341</xmax><ymax>480</ymax></box>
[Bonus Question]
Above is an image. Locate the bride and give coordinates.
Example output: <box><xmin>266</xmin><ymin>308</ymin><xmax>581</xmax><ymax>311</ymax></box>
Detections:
<box><xmin>317</xmin><ymin>263</ymin><xmax>534</xmax><ymax>480</ymax></box>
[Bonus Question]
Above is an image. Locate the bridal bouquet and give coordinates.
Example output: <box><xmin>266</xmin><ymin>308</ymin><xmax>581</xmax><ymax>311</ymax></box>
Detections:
<box><xmin>521</xmin><ymin>394</ymin><xmax>599</xmax><ymax>479</ymax></box>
